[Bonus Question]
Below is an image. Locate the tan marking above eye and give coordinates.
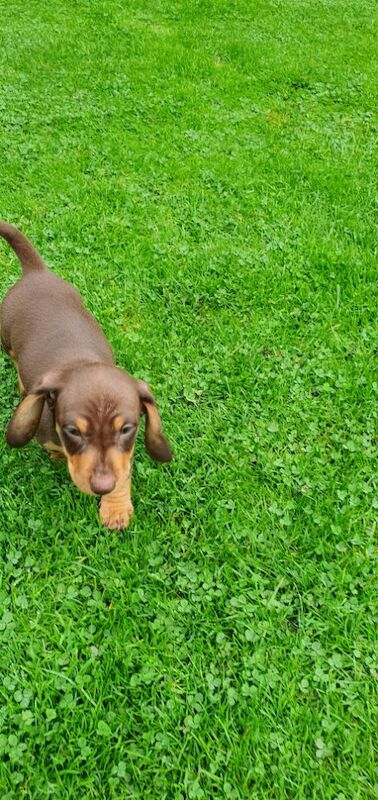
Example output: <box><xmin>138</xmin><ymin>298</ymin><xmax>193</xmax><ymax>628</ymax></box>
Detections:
<box><xmin>113</xmin><ymin>415</ymin><xmax>124</xmax><ymax>432</ymax></box>
<box><xmin>76</xmin><ymin>417</ymin><xmax>89</xmax><ymax>434</ymax></box>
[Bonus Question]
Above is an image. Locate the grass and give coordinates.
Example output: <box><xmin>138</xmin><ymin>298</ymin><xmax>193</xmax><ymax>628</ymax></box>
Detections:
<box><xmin>0</xmin><ymin>0</ymin><xmax>377</xmax><ymax>797</ymax></box>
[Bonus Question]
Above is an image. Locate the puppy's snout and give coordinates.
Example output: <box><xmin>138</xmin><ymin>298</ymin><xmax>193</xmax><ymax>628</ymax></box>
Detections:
<box><xmin>90</xmin><ymin>472</ymin><xmax>115</xmax><ymax>495</ymax></box>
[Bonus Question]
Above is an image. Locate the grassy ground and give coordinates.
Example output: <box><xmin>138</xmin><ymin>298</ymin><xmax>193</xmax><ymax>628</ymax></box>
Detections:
<box><xmin>0</xmin><ymin>1</ymin><xmax>377</xmax><ymax>797</ymax></box>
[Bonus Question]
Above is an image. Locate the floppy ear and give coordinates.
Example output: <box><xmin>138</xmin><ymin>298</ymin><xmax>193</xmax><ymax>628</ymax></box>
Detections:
<box><xmin>6</xmin><ymin>370</ymin><xmax>62</xmax><ymax>448</ymax></box>
<box><xmin>137</xmin><ymin>381</ymin><xmax>173</xmax><ymax>463</ymax></box>
<box><xmin>6</xmin><ymin>393</ymin><xmax>46</xmax><ymax>447</ymax></box>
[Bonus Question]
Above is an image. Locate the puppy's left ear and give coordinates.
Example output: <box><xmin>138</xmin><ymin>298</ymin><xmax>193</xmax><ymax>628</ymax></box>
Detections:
<box><xmin>137</xmin><ymin>381</ymin><xmax>173</xmax><ymax>463</ymax></box>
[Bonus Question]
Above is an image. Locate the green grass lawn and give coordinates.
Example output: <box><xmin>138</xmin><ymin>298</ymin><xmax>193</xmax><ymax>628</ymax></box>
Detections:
<box><xmin>0</xmin><ymin>0</ymin><xmax>377</xmax><ymax>797</ymax></box>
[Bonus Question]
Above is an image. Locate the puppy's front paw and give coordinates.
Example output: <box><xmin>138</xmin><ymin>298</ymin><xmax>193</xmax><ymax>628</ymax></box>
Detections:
<box><xmin>49</xmin><ymin>450</ymin><xmax>66</xmax><ymax>462</ymax></box>
<box><xmin>99</xmin><ymin>496</ymin><xmax>134</xmax><ymax>530</ymax></box>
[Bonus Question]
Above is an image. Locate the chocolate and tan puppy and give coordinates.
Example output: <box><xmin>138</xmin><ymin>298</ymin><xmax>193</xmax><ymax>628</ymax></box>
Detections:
<box><xmin>0</xmin><ymin>221</ymin><xmax>172</xmax><ymax>529</ymax></box>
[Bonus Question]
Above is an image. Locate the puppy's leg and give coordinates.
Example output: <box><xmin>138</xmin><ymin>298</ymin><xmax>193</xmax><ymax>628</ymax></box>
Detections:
<box><xmin>99</xmin><ymin>474</ymin><xmax>134</xmax><ymax>531</ymax></box>
<box><xmin>43</xmin><ymin>441</ymin><xmax>66</xmax><ymax>461</ymax></box>
<box><xmin>37</xmin><ymin>406</ymin><xmax>65</xmax><ymax>459</ymax></box>
<box><xmin>8</xmin><ymin>351</ymin><xmax>25</xmax><ymax>394</ymax></box>
<box><xmin>16</xmin><ymin>365</ymin><xmax>25</xmax><ymax>394</ymax></box>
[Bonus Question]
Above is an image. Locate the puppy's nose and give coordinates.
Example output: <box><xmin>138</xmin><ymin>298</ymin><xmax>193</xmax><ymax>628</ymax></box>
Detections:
<box><xmin>90</xmin><ymin>473</ymin><xmax>115</xmax><ymax>495</ymax></box>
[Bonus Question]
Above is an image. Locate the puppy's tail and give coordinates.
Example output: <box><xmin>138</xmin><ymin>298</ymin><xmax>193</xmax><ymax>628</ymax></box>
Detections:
<box><xmin>0</xmin><ymin>221</ymin><xmax>46</xmax><ymax>273</ymax></box>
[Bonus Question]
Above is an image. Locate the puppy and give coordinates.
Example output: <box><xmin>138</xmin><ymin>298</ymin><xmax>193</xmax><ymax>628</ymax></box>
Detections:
<box><xmin>0</xmin><ymin>221</ymin><xmax>172</xmax><ymax>529</ymax></box>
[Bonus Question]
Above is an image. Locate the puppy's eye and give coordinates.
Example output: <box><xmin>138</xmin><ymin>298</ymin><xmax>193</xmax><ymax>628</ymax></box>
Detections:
<box><xmin>65</xmin><ymin>425</ymin><xmax>82</xmax><ymax>438</ymax></box>
<box><xmin>120</xmin><ymin>423</ymin><xmax>134</xmax><ymax>436</ymax></box>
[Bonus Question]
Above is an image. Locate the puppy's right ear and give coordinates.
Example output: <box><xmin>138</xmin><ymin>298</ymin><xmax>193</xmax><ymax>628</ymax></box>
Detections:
<box><xmin>6</xmin><ymin>394</ymin><xmax>45</xmax><ymax>447</ymax></box>
<box><xmin>6</xmin><ymin>370</ymin><xmax>63</xmax><ymax>448</ymax></box>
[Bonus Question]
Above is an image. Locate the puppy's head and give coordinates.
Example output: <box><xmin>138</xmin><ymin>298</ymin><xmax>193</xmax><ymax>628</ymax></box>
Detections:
<box><xmin>6</xmin><ymin>364</ymin><xmax>172</xmax><ymax>495</ymax></box>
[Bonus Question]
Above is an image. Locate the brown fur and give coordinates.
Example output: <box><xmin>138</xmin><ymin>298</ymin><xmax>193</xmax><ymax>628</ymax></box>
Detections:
<box><xmin>0</xmin><ymin>221</ymin><xmax>172</xmax><ymax>529</ymax></box>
